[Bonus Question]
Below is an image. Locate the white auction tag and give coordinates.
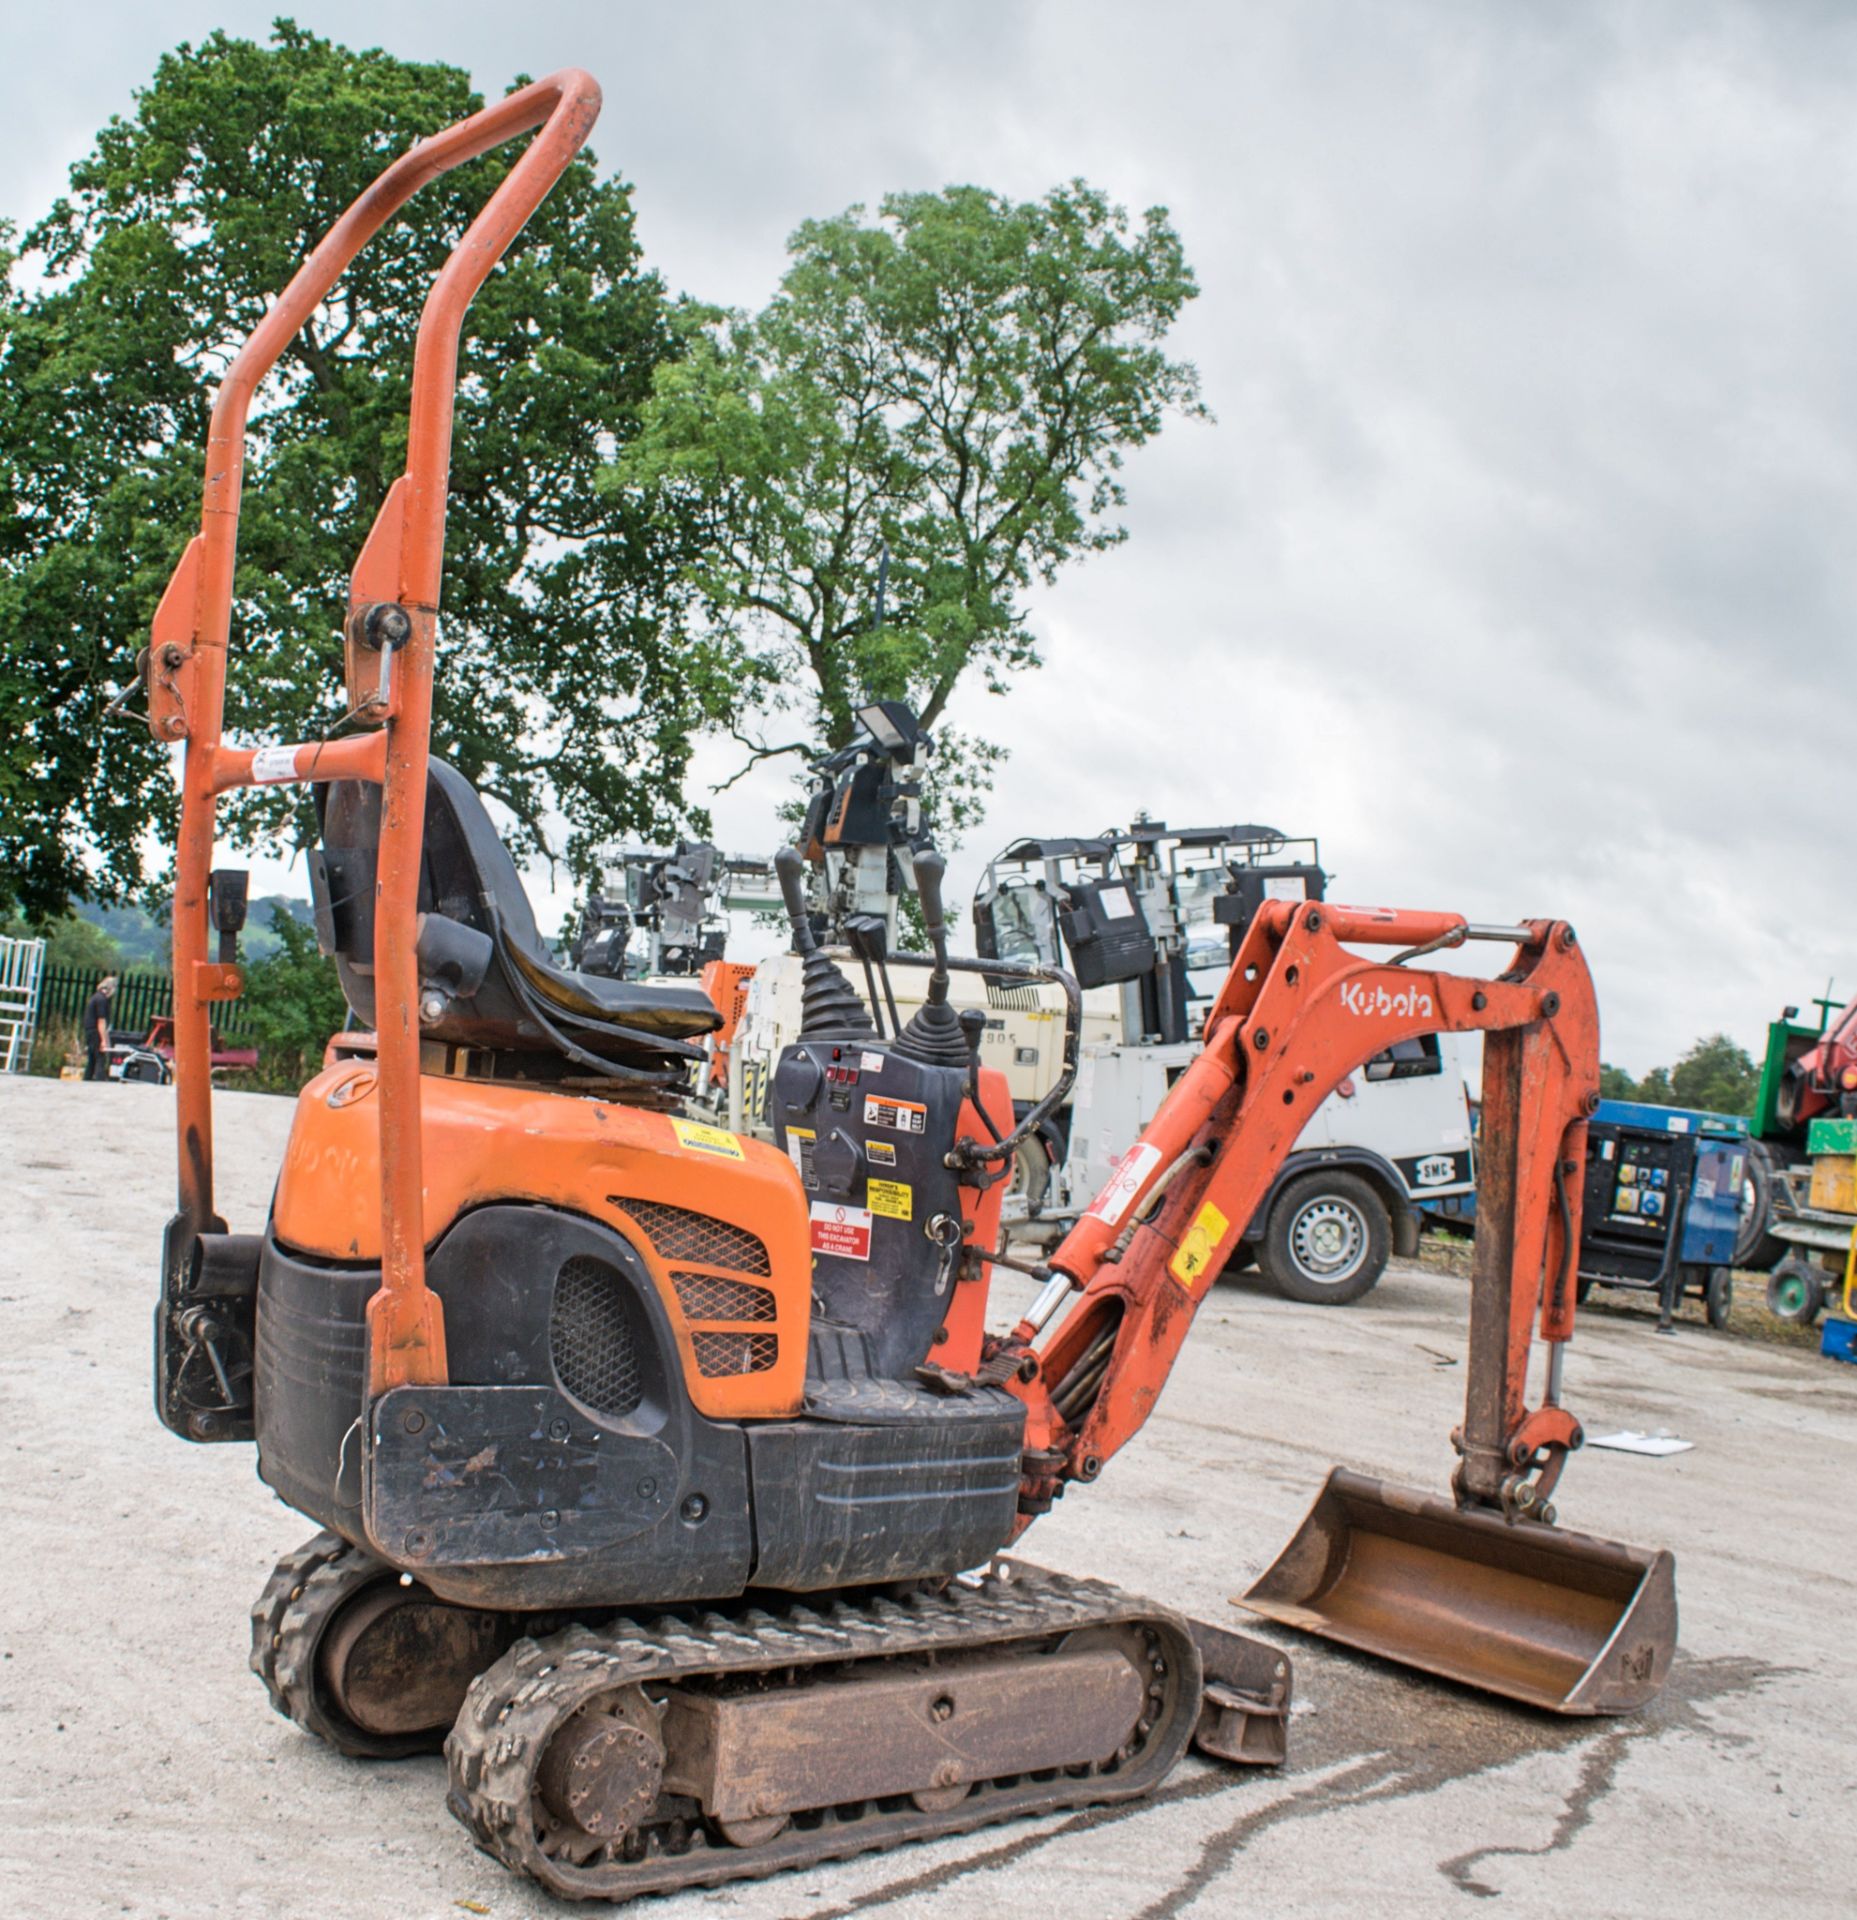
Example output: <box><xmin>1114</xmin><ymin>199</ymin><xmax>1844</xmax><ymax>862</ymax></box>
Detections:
<box><xmin>249</xmin><ymin>744</ymin><xmax>302</xmax><ymax>784</ymax></box>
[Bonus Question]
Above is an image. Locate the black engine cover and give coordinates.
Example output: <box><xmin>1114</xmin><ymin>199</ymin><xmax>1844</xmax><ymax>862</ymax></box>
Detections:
<box><xmin>255</xmin><ymin>1206</ymin><xmax>752</xmax><ymax>1608</ymax></box>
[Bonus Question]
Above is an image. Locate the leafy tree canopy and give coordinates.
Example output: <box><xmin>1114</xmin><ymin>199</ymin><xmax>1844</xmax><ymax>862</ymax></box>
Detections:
<box><xmin>0</xmin><ymin>19</ymin><xmax>729</xmax><ymax>921</ymax></box>
<box><xmin>611</xmin><ymin>181</ymin><xmax>1205</xmax><ymax>833</ymax></box>
<box><xmin>1601</xmin><ymin>1033</ymin><xmax>1759</xmax><ymax>1117</ymax></box>
<box><xmin>1669</xmin><ymin>1033</ymin><xmax>1759</xmax><ymax>1116</ymax></box>
<box><xmin>1598</xmin><ymin>1063</ymin><xmax>1638</xmax><ymax>1102</ymax></box>
<box><xmin>0</xmin><ymin>910</ymin><xmax>121</xmax><ymax>974</ymax></box>
<box><xmin>234</xmin><ymin>903</ymin><xmax>350</xmax><ymax>1091</ymax></box>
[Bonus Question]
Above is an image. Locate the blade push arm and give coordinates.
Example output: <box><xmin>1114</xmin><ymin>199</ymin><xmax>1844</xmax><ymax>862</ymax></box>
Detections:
<box><xmin>1004</xmin><ymin>901</ymin><xmax>1599</xmax><ymax>1527</ymax></box>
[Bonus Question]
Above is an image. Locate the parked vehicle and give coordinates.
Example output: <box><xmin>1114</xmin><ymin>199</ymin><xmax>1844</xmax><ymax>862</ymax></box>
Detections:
<box><xmin>108</xmin><ymin>1014</ymin><xmax>258</xmax><ymax>1084</ymax></box>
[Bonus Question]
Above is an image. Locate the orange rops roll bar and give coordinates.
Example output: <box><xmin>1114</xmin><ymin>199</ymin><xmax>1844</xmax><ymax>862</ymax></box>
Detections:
<box><xmin>151</xmin><ymin>70</ymin><xmax>604</xmax><ymax>1394</ymax></box>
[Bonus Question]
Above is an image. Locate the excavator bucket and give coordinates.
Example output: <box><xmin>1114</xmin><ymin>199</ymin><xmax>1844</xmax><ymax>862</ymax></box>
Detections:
<box><xmin>1237</xmin><ymin>1469</ymin><xmax>1677</xmax><ymax>1715</ymax></box>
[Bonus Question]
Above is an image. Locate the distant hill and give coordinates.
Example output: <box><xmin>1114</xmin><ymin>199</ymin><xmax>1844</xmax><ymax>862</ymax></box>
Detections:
<box><xmin>78</xmin><ymin>895</ymin><xmax>315</xmax><ymax>967</ymax></box>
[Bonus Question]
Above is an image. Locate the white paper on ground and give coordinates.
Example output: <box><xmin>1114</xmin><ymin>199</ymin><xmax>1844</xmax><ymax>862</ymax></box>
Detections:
<box><xmin>1587</xmin><ymin>1430</ymin><xmax>1694</xmax><ymax>1456</ymax></box>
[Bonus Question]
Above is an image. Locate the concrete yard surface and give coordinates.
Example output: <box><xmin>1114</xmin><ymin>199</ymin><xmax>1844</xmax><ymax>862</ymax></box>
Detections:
<box><xmin>2</xmin><ymin>1073</ymin><xmax>1852</xmax><ymax>1918</ymax></box>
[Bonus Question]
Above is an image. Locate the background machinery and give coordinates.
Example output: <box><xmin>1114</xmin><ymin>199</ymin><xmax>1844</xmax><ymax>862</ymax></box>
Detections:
<box><xmin>1575</xmin><ymin>1099</ymin><xmax>1747</xmax><ymax>1331</ymax></box>
<box><xmin>569</xmin><ymin>842</ymin><xmax>778</xmax><ymax>981</ymax></box>
<box><xmin>733</xmin><ymin>775</ymin><xmax>1477</xmax><ymax>1303</ymax></box>
<box><xmin>1716</xmin><ymin>986</ymin><xmax>1857</xmax><ymax>1322</ymax></box>
<box><xmin>142</xmin><ymin>73</ymin><xmax>1677</xmax><ymax>1904</ymax></box>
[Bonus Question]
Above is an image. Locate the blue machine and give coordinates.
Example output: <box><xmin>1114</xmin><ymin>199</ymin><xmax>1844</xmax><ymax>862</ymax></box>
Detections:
<box><xmin>1577</xmin><ymin>1100</ymin><xmax>1748</xmax><ymax>1330</ymax></box>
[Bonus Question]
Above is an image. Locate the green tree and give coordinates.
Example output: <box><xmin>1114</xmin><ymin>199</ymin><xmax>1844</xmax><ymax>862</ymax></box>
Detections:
<box><xmin>1633</xmin><ymin>1066</ymin><xmax>1675</xmax><ymax>1107</ymax></box>
<box><xmin>613</xmin><ymin>182</ymin><xmax>1205</xmax><ymax>831</ymax></box>
<box><xmin>0</xmin><ymin>20</ymin><xmax>728</xmax><ymax>922</ymax></box>
<box><xmin>1599</xmin><ymin>1062</ymin><xmax>1638</xmax><ymax>1102</ymax></box>
<box><xmin>1669</xmin><ymin>1032</ymin><xmax>1759</xmax><ymax>1117</ymax></box>
<box><xmin>236</xmin><ymin>904</ymin><xmax>349</xmax><ymax>1091</ymax></box>
<box><xmin>0</xmin><ymin>911</ymin><xmax>122</xmax><ymax>975</ymax></box>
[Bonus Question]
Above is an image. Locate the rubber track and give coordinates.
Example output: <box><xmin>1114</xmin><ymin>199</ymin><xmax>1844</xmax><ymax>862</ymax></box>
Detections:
<box><xmin>250</xmin><ymin>1528</ymin><xmax>440</xmax><ymax>1759</ymax></box>
<box><xmin>445</xmin><ymin>1564</ymin><xmax>1203</xmax><ymax>1903</ymax></box>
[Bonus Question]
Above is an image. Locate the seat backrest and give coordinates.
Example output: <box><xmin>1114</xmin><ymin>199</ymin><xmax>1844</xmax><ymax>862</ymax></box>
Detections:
<box><xmin>309</xmin><ymin>760</ymin><xmax>720</xmax><ymax>1070</ymax></box>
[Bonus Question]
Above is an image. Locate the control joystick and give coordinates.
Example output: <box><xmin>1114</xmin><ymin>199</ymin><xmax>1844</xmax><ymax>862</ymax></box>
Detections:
<box><xmin>775</xmin><ymin>846</ymin><xmax>873</xmax><ymax>1039</ymax></box>
<box><xmin>893</xmin><ymin>848</ymin><xmax>970</xmax><ymax>1068</ymax></box>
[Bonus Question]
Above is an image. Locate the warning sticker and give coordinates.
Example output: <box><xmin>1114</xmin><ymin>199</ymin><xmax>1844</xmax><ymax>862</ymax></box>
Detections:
<box><xmin>868</xmin><ymin>1179</ymin><xmax>912</xmax><ymax>1221</ymax></box>
<box><xmin>810</xmin><ymin>1202</ymin><xmax>873</xmax><ymax>1261</ymax></box>
<box><xmin>670</xmin><ymin>1118</ymin><xmax>745</xmax><ymax>1161</ymax></box>
<box><xmin>866</xmin><ymin>1139</ymin><xmax>897</xmax><ymax>1168</ymax></box>
<box><xmin>785</xmin><ymin>1125</ymin><xmax>816</xmax><ymax>1188</ymax></box>
<box><xmin>1169</xmin><ymin>1200</ymin><xmax>1230</xmax><ymax>1291</ymax></box>
<box><xmin>1088</xmin><ymin>1142</ymin><xmax>1163</xmax><ymax>1226</ymax></box>
<box><xmin>863</xmin><ymin>1094</ymin><xmax>927</xmax><ymax>1136</ymax></box>
<box><xmin>859</xmin><ymin>1050</ymin><xmax>885</xmax><ymax>1073</ymax></box>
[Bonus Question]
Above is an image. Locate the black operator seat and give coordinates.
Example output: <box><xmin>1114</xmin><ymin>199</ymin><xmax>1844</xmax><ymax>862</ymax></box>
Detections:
<box><xmin>309</xmin><ymin>760</ymin><xmax>721</xmax><ymax>1076</ymax></box>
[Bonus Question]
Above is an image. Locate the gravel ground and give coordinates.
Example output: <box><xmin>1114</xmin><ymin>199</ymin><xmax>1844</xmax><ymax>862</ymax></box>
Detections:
<box><xmin>3</xmin><ymin>1073</ymin><xmax>1853</xmax><ymax>1919</ymax></box>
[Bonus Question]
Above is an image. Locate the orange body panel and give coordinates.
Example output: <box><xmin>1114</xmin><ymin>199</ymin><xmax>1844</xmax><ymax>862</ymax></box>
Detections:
<box><xmin>700</xmin><ymin>960</ymin><xmax>756</xmax><ymax>1090</ymax></box>
<box><xmin>272</xmin><ymin>1067</ymin><xmax>812</xmax><ymax>1420</ymax></box>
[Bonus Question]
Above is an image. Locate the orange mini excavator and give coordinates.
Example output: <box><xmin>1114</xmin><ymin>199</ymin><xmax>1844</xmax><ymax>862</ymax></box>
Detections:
<box><xmin>143</xmin><ymin>72</ymin><xmax>1678</xmax><ymax>1902</ymax></box>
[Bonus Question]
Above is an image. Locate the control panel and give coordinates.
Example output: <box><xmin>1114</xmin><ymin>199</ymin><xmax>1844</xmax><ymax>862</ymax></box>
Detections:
<box><xmin>1578</xmin><ymin>1118</ymin><xmax>1693</xmax><ymax>1293</ymax></box>
<box><xmin>771</xmin><ymin>1039</ymin><xmax>971</xmax><ymax>1378</ymax></box>
<box><xmin>1587</xmin><ymin>1132</ymin><xmax>1679</xmax><ymax>1238</ymax></box>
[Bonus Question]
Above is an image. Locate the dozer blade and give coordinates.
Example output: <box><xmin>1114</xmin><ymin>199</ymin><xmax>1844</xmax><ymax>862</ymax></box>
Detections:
<box><xmin>1236</xmin><ymin>1468</ymin><xmax>1677</xmax><ymax>1715</ymax></box>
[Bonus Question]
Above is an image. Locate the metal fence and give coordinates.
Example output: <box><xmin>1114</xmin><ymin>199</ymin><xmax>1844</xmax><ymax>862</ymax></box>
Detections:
<box><xmin>1</xmin><ymin>936</ymin><xmax>45</xmax><ymax>1071</ymax></box>
<box><xmin>35</xmin><ymin>963</ymin><xmax>255</xmax><ymax>1043</ymax></box>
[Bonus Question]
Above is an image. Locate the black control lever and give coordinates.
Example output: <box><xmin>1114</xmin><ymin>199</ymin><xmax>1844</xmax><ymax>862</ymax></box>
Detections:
<box><xmin>893</xmin><ymin>847</ymin><xmax>968</xmax><ymax>1068</ymax></box>
<box><xmin>845</xmin><ymin>912</ymin><xmax>900</xmax><ymax>1038</ymax></box>
<box><xmin>774</xmin><ymin>845</ymin><xmax>817</xmax><ymax>955</ymax></box>
<box><xmin>915</xmin><ymin>848</ymin><xmax>953</xmax><ymax>996</ymax></box>
<box><xmin>777</xmin><ymin>845</ymin><xmax>873</xmax><ymax>1039</ymax></box>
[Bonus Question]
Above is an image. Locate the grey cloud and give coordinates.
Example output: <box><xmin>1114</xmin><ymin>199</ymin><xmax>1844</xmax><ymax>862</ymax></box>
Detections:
<box><xmin>5</xmin><ymin>1</ymin><xmax>1853</xmax><ymax>1072</ymax></box>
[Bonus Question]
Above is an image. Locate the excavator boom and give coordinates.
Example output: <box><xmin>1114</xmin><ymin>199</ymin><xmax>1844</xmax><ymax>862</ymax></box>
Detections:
<box><xmin>996</xmin><ymin>900</ymin><xmax>1676</xmax><ymax>1714</ymax></box>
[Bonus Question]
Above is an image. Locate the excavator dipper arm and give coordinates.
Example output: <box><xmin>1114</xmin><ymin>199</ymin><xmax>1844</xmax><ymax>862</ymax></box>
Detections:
<box><xmin>1007</xmin><ymin>901</ymin><xmax>1598</xmax><ymax>1519</ymax></box>
<box><xmin>998</xmin><ymin>900</ymin><xmax>1675</xmax><ymax>1717</ymax></box>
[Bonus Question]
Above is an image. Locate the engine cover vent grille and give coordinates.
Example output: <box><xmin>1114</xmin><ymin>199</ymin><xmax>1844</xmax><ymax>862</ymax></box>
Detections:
<box><xmin>549</xmin><ymin>1256</ymin><xmax>642</xmax><ymax>1417</ymax></box>
<box><xmin>691</xmin><ymin>1330</ymin><xmax>778</xmax><ymax>1377</ymax></box>
<box><xmin>612</xmin><ymin>1198</ymin><xmax>771</xmax><ymax>1276</ymax></box>
<box><xmin>671</xmin><ymin>1271</ymin><xmax>777</xmax><ymax>1323</ymax></box>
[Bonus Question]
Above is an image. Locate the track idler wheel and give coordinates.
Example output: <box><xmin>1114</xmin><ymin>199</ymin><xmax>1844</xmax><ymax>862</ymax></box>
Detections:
<box><xmin>536</xmin><ymin>1689</ymin><xmax>666</xmax><ymax>1863</ymax></box>
<box><xmin>251</xmin><ymin>1530</ymin><xmax>517</xmax><ymax>1758</ymax></box>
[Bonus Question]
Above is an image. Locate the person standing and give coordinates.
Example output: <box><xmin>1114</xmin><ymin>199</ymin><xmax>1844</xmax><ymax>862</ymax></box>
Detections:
<box><xmin>82</xmin><ymin>975</ymin><xmax>118</xmax><ymax>1082</ymax></box>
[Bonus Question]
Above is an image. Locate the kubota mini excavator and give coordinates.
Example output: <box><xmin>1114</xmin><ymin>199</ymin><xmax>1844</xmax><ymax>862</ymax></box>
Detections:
<box><xmin>142</xmin><ymin>72</ymin><xmax>1678</xmax><ymax>1903</ymax></box>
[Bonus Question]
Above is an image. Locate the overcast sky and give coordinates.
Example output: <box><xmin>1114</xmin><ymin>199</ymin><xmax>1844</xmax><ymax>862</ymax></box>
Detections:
<box><xmin>7</xmin><ymin>1</ymin><xmax>1855</xmax><ymax>1072</ymax></box>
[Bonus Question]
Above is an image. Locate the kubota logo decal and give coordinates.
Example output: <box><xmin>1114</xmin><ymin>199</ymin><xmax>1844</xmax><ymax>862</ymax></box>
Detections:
<box><xmin>1339</xmin><ymin>980</ymin><xmax>1434</xmax><ymax>1019</ymax></box>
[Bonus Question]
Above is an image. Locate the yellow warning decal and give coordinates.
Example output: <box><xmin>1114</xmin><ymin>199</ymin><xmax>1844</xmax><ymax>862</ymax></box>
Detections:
<box><xmin>868</xmin><ymin>1178</ymin><xmax>913</xmax><ymax>1220</ymax></box>
<box><xmin>1169</xmin><ymin>1200</ymin><xmax>1230</xmax><ymax>1291</ymax></box>
<box><xmin>670</xmin><ymin>1118</ymin><xmax>746</xmax><ymax>1161</ymax></box>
